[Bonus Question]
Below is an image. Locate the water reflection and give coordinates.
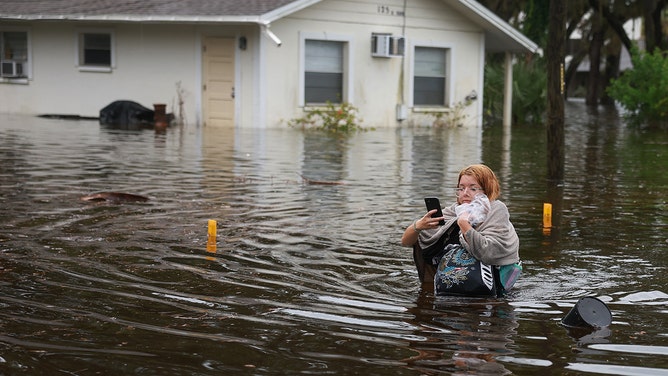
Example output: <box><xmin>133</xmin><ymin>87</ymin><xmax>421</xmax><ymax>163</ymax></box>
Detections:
<box><xmin>405</xmin><ymin>294</ymin><xmax>518</xmax><ymax>374</ymax></box>
<box><xmin>0</xmin><ymin>102</ymin><xmax>667</xmax><ymax>375</ymax></box>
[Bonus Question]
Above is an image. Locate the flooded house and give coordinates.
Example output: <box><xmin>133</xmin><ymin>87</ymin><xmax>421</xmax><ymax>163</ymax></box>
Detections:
<box><xmin>0</xmin><ymin>0</ymin><xmax>538</xmax><ymax>128</ymax></box>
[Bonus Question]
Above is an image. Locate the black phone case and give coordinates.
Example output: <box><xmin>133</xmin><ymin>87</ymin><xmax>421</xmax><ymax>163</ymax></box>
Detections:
<box><xmin>424</xmin><ymin>197</ymin><xmax>445</xmax><ymax>226</ymax></box>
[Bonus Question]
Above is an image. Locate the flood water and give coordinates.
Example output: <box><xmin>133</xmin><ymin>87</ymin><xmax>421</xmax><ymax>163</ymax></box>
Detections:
<box><xmin>1</xmin><ymin>101</ymin><xmax>667</xmax><ymax>375</ymax></box>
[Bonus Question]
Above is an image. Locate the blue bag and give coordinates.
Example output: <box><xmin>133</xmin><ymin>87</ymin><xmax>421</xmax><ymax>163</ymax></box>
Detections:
<box><xmin>434</xmin><ymin>245</ymin><xmax>522</xmax><ymax>297</ymax></box>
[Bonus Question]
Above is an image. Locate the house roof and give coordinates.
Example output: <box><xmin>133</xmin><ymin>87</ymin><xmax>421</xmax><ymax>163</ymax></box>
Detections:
<box><xmin>0</xmin><ymin>0</ymin><xmax>538</xmax><ymax>53</ymax></box>
<box><xmin>0</xmin><ymin>0</ymin><xmax>303</xmax><ymax>22</ymax></box>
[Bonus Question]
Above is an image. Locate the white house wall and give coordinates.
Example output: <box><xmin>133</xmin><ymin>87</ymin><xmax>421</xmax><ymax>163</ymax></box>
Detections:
<box><xmin>261</xmin><ymin>0</ymin><xmax>485</xmax><ymax>128</ymax></box>
<box><xmin>0</xmin><ymin>22</ymin><xmax>206</xmax><ymax>119</ymax></box>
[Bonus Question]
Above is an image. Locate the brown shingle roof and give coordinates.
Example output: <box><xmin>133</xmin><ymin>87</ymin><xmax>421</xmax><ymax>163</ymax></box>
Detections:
<box><xmin>0</xmin><ymin>0</ymin><xmax>539</xmax><ymax>53</ymax></box>
<box><xmin>0</xmin><ymin>0</ymin><xmax>298</xmax><ymax>17</ymax></box>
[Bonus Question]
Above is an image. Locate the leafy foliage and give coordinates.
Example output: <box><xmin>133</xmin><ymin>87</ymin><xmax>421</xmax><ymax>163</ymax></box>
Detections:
<box><xmin>607</xmin><ymin>46</ymin><xmax>668</xmax><ymax>128</ymax></box>
<box><xmin>288</xmin><ymin>101</ymin><xmax>368</xmax><ymax>133</ymax></box>
<box><xmin>483</xmin><ymin>57</ymin><xmax>547</xmax><ymax>125</ymax></box>
<box><xmin>431</xmin><ymin>98</ymin><xmax>474</xmax><ymax>127</ymax></box>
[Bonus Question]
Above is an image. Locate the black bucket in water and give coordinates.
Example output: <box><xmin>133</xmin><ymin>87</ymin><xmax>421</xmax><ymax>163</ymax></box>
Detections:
<box><xmin>561</xmin><ymin>297</ymin><xmax>612</xmax><ymax>329</ymax></box>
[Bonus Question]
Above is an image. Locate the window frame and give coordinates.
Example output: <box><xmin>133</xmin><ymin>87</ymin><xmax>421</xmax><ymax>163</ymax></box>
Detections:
<box><xmin>0</xmin><ymin>28</ymin><xmax>31</xmax><ymax>82</ymax></box>
<box><xmin>76</xmin><ymin>29</ymin><xmax>115</xmax><ymax>73</ymax></box>
<box><xmin>299</xmin><ymin>32</ymin><xmax>354</xmax><ymax>107</ymax></box>
<box><xmin>409</xmin><ymin>43</ymin><xmax>454</xmax><ymax>110</ymax></box>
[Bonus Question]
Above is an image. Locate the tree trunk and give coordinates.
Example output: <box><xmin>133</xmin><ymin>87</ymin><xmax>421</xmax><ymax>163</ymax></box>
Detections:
<box><xmin>546</xmin><ymin>0</ymin><xmax>565</xmax><ymax>183</ymax></box>
<box><xmin>644</xmin><ymin>0</ymin><xmax>658</xmax><ymax>51</ymax></box>
<box><xmin>587</xmin><ymin>13</ymin><xmax>603</xmax><ymax>106</ymax></box>
<box><xmin>589</xmin><ymin>0</ymin><xmax>632</xmax><ymax>51</ymax></box>
<box><xmin>652</xmin><ymin>0</ymin><xmax>668</xmax><ymax>50</ymax></box>
<box><xmin>601</xmin><ymin>46</ymin><xmax>620</xmax><ymax>105</ymax></box>
<box><xmin>645</xmin><ymin>0</ymin><xmax>668</xmax><ymax>51</ymax></box>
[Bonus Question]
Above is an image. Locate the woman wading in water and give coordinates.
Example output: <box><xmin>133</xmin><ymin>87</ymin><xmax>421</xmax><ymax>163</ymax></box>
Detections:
<box><xmin>401</xmin><ymin>164</ymin><xmax>520</xmax><ymax>294</ymax></box>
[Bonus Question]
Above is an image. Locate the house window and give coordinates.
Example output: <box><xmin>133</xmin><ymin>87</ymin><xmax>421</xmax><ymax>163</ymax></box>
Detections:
<box><xmin>305</xmin><ymin>40</ymin><xmax>344</xmax><ymax>104</ymax></box>
<box><xmin>1</xmin><ymin>31</ymin><xmax>29</xmax><ymax>79</ymax></box>
<box><xmin>78</xmin><ymin>32</ymin><xmax>112</xmax><ymax>69</ymax></box>
<box><xmin>413</xmin><ymin>47</ymin><xmax>449</xmax><ymax>106</ymax></box>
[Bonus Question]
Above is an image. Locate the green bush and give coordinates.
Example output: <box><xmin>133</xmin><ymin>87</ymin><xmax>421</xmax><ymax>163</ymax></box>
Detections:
<box><xmin>484</xmin><ymin>56</ymin><xmax>547</xmax><ymax>125</ymax></box>
<box><xmin>288</xmin><ymin>101</ymin><xmax>367</xmax><ymax>133</ymax></box>
<box><xmin>607</xmin><ymin>46</ymin><xmax>668</xmax><ymax>128</ymax></box>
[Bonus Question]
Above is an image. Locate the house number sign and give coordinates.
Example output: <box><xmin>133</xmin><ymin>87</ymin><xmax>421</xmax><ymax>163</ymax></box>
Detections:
<box><xmin>377</xmin><ymin>5</ymin><xmax>405</xmax><ymax>16</ymax></box>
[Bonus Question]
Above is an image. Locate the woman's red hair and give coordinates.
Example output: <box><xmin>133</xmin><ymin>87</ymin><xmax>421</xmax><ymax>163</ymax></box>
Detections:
<box><xmin>458</xmin><ymin>164</ymin><xmax>500</xmax><ymax>201</ymax></box>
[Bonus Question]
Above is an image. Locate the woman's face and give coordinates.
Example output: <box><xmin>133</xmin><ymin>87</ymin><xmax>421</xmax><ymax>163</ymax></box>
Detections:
<box><xmin>456</xmin><ymin>174</ymin><xmax>483</xmax><ymax>204</ymax></box>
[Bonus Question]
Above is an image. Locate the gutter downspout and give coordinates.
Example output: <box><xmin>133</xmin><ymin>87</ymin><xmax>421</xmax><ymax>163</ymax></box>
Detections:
<box><xmin>261</xmin><ymin>24</ymin><xmax>282</xmax><ymax>46</ymax></box>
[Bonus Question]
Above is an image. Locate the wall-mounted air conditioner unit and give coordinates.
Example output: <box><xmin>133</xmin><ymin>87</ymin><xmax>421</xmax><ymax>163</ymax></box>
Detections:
<box><xmin>1</xmin><ymin>61</ymin><xmax>24</xmax><ymax>78</ymax></box>
<box><xmin>371</xmin><ymin>34</ymin><xmax>405</xmax><ymax>58</ymax></box>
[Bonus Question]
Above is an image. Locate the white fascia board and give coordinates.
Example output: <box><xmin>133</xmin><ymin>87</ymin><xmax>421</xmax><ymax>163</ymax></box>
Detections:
<box><xmin>451</xmin><ymin>0</ymin><xmax>540</xmax><ymax>54</ymax></box>
<box><xmin>258</xmin><ymin>0</ymin><xmax>323</xmax><ymax>25</ymax></box>
<box><xmin>0</xmin><ymin>14</ymin><xmax>262</xmax><ymax>23</ymax></box>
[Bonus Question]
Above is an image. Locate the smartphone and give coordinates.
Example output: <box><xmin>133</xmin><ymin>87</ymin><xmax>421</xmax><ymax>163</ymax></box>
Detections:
<box><xmin>424</xmin><ymin>197</ymin><xmax>445</xmax><ymax>226</ymax></box>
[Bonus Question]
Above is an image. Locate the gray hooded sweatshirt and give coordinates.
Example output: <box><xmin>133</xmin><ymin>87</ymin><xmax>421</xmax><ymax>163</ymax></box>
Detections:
<box><xmin>417</xmin><ymin>200</ymin><xmax>519</xmax><ymax>266</ymax></box>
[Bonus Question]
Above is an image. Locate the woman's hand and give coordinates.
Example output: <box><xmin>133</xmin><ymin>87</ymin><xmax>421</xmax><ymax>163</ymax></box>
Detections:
<box><xmin>416</xmin><ymin>209</ymin><xmax>444</xmax><ymax>231</ymax></box>
<box><xmin>457</xmin><ymin>211</ymin><xmax>473</xmax><ymax>242</ymax></box>
<box><xmin>400</xmin><ymin>209</ymin><xmax>444</xmax><ymax>246</ymax></box>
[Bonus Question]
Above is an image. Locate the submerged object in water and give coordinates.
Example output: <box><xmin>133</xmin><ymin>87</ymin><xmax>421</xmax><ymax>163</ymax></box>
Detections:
<box><xmin>80</xmin><ymin>192</ymin><xmax>149</xmax><ymax>203</ymax></box>
<box><xmin>99</xmin><ymin>100</ymin><xmax>154</xmax><ymax>126</ymax></box>
<box><xmin>297</xmin><ymin>173</ymin><xmax>345</xmax><ymax>185</ymax></box>
<box><xmin>561</xmin><ymin>297</ymin><xmax>612</xmax><ymax>329</ymax></box>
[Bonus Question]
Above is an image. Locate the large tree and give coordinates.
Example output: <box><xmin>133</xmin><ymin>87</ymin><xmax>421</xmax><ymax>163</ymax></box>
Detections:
<box><xmin>480</xmin><ymin>0</ymin><xmax>668</xmax><ymax>106</ymax></box>
<box><xmin>640</xmin><ymin>0</ymin><xmax>667</xmax><ymax>51</ymax></box>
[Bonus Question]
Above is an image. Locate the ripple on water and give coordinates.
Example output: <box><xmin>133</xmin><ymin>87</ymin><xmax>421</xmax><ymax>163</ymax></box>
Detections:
<box><xmin>1</xmin><ymin>111</ymin><xmax>668</xmax><ymax>374</ymax></box>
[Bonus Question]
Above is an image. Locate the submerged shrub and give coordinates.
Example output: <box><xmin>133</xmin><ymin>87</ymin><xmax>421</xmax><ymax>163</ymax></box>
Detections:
<box><xmin>289</xmin><ymin>101</ymin><xmax>367</xmax><ymax>133</ymax></box>
<box><xmin>607</xmin><ymin>46</ymin><xmax>668</xmax><ymax>129</ymax></box>
<box><xmin>484</xmin><ymin>56</ymin><xmax>546</xmax><ymax>125</ymax></box>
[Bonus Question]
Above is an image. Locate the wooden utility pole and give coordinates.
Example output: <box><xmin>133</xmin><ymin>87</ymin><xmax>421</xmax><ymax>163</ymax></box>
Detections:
<box><xmin>546</xmin><ymin>0</ymin><xmax>566</xmax><ymax>183</ymax></box>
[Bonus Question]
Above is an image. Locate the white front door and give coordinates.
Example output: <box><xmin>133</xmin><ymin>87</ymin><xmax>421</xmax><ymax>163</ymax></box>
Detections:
<box><xmin>202</xmin><ymin>37</ymin><xmax>235</xmax><ymax>127</ymax></box>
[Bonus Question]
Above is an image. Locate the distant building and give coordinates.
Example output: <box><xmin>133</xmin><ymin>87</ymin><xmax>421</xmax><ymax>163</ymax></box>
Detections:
<box><xmin>565</xmin><ymin>18</ymin><xmax>641</xmax><ymax>99</ymax></box>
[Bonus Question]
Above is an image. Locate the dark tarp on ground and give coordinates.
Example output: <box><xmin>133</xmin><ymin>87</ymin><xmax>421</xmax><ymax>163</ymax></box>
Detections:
<box><xmin>99</xmin><ymin>101</ymin><xmax>154</xmax><ymax>126</ymax></box>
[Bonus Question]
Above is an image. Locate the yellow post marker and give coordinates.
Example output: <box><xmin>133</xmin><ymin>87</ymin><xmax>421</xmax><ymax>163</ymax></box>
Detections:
<box><xmin>543</xmin><ymin>203</ymin><xmax>553</xmax><ymax>228</ymax></box>
<box><xmin>206</xmin><ymin>241</ymin><xmax>217</xmax><ymax>254</ymax></box>
<box><xmin>206</xmin><ymin>219</ymin><xmax>217</xmax><ymax>255</ymax></box>
<box><xmin>207</xmin><ymin>219</ymin><xmax>217</xmax><ymax>242</ymax></box>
